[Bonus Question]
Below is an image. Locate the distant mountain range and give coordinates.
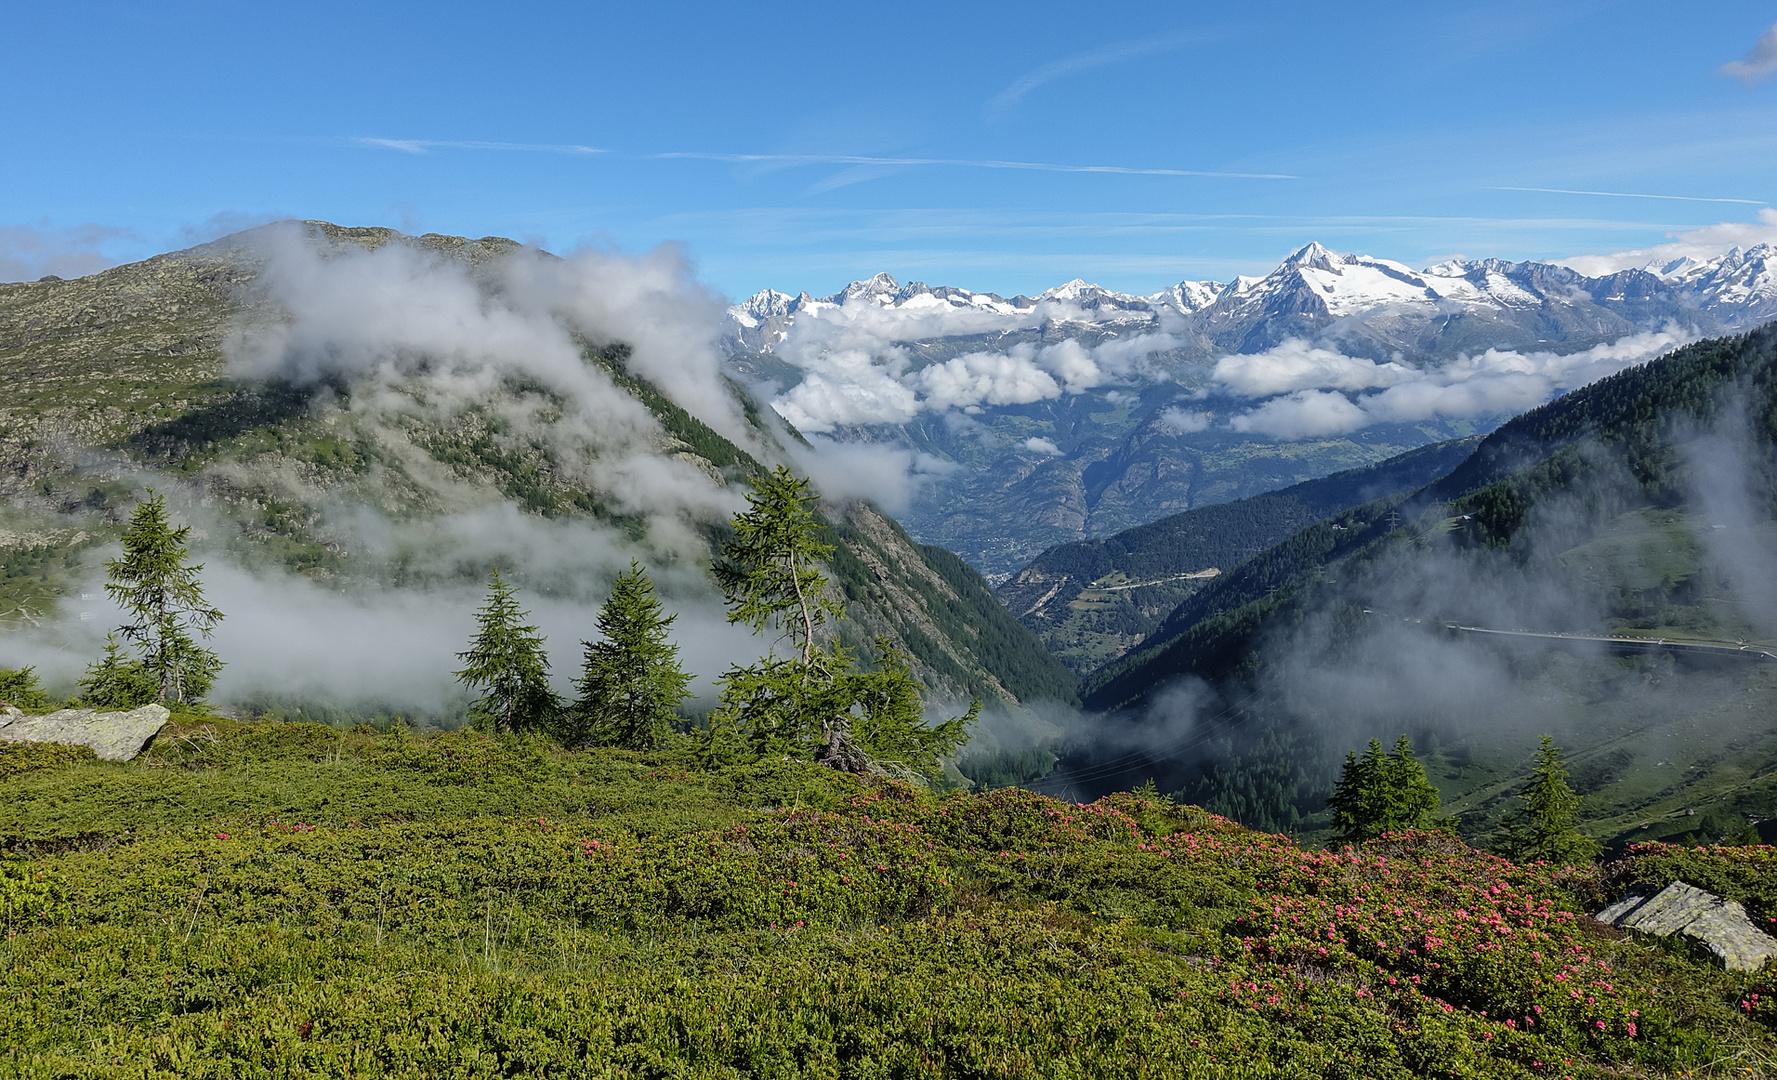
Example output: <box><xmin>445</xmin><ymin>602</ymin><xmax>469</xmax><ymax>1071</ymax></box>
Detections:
<box><xmin>729</xmin><ymin>241</ymin><xmax>1777</xmax><ymax>359</ymax></box>
<box><xmin>723</xmin><ymin>242</ymin><xmax>1777</xmax><ymax>577</ymax></box>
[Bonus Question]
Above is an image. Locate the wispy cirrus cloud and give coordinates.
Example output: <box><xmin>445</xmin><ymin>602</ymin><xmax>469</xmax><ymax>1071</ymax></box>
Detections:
<box><xmin>654</xmin><ymin>151</ymin><xmax>1295</xmax><ymax>181</ymax></box>
<box><xmin>351</xmin><ymin>140</ymin><xmax>1293</xmax><ymax>180</ymax></box>
<box><xmin>355</xmin><ymin>138</ymin><xmax>605</xmax><ymax>155</ymax></box>
<box><xmin>1721</xmin><ymin>21</ymin><xmax>1777</xmax><ymax>85</ymax></box>
<box><xmin>985</xmin><ymin>33</ymin><xmax>1211</xmax><ymax>121</ymax></box>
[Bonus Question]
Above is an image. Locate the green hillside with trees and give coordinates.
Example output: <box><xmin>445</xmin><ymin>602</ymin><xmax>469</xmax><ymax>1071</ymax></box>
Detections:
<box><xmin>1085</xmin><ymin>325</ymin><xmax>1777</xmax><ymax>714</ymax></box>
<box><xmin>1056</xmin><ymin>325</ymin><xmax>1777</xmax><ymax>848</ymax></box>
<box><xmin>9</xmin><ymin>469</ymin><xmax>1761</xmax><ymax>1075</ymax></box>
<box><xmin>0</xmin><ymin>224</ymin><xmax>1070</xmax><ymax>714</ymax></box>
<box><xmin>998</xmin><ymin>437</ymin><xmax>1480</xmax><ymax>673</ymax></box>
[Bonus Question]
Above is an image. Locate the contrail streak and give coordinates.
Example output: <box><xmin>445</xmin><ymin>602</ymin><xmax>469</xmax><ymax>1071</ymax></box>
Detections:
<box><xmin>1494</xmin><ymin>186</ymin><xmax>1766</xmax><ymax>206</ymax></box>
<box><xmin>656</xmin><ymin>152</ymin><xmax>1296</xmax><ymax>180</ymax></box>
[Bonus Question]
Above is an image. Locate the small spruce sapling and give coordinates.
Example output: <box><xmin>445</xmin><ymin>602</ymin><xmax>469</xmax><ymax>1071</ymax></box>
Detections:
<box><xmin>104</xmin><ymin>491</ymin><xmax>224</xmax><ymax>703</ymax></box>
<box><xmin>0</xmin><ymin>667</ymin><xmax>50</xmax><ymax>712</ymax></box>
<box><xmin>1506</xmin><ymin>735</ymin><xmax>1600</xmax><ymax>864</ymax></box>
<box><xmin>455</xmin><ymin>569</ymin><xmax>559</xmax><ymax>734</ymax></box>
<box><xmin>569</xmin><ymin>561</ymin><xmax>691</xmax><ymax>750</ymax></box>
<box><xmin>78</xmin><ymin>635</ymin><xmax>158</xmax><ymax>709</ymax></box>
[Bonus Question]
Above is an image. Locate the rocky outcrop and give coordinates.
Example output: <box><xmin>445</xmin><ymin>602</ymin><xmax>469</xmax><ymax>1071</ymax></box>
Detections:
<box><xmin>0</xmin><ymin>703</ymin><xmax>170</xmax><ymax>761</ymax></box>
<box><xmin>1597</xmin><ymin>881</ymin><xmax>1777</xmax><ymax>972</ymax></box>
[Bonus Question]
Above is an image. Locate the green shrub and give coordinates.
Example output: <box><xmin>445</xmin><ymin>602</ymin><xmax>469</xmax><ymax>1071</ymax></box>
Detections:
<box><xmin>0</xmin><ymin>860</ymin><xmax>66</xmax><ymax>932</ymax></box>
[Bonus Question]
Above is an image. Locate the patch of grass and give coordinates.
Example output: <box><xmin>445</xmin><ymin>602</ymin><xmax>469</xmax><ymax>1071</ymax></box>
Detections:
<box><xmin>0</xmin><ymin>719</ymin><xmax>1772</xmax><ymax>1075</ymax></box>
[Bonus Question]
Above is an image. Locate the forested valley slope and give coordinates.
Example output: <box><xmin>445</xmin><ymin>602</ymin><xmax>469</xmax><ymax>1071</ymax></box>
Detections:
<box><xmin>1042</xmin><ymin>325</ymin><xmax>1777</xmax><ymax>852</ymax></box>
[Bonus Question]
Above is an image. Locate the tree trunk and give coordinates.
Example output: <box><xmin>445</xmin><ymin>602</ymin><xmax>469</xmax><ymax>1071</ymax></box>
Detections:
<box><xmin>816</xmin><ymin>717</ymin><xmax>873</xmax><ymax>774</ymax></box>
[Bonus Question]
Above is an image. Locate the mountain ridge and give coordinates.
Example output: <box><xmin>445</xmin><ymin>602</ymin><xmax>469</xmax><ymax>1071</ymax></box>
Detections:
<box><xmin>0</xmin><ymin>221</ymin><xmax>1074</xmax><ymax>712</ymax></box>
<box><xmin>727</xmin><ymin>240</ymin><xmax>1777</xmax><ymax>358</ymax></box>
<box><xmin>721</xmin><ymin>241</ymin><xmax>1773</xmax><ymax>577</ymax></box>
<box><xmin>995</xmin><ymin>435</ymin><xmax>1483</xmax><ymax>674</ymax></box>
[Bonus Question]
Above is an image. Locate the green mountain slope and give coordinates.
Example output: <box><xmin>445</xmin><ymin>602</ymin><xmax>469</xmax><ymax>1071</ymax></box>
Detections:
<box><xmin>1085</xmin><ymin>326</ymin><xmax>1777</xmax><ymax>714</ymax></box>
<box><xmin>1060</xmin><ymin>325</ymin><xmax>1777</xmax><ymax>843</ymax></box>
<box><xmin>0</xmin><ymin>223</ymin><xmax>1068</xmax><ymax>710</ymax></box>
<box><xmin>997</xmin><ymin>437</ymin><xmax>1480</xmax><ymax>673</ymax></box>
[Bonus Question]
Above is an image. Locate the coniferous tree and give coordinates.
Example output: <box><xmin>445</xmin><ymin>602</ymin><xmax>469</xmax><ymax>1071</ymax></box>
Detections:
<box><xmin>455</xmin><ymin>569</ymin><xmax>558</xmax><ymax>734</ymax></box>
<box><xmin>710</xmin><ymin>466</ymin><xmax>976</xmax><ymax>777</ymax></box>
<box><xmin>1326</xmin><ymin>735</ymin><xmax>1443</xmax><ymax>844</ymax></box>
<box><xmin>1506</xmin><ymin>736</ymin><xmax>1600</xmax><ymax>864</ymax></box>
<box><xmin>105</xmin><ymin>491</ymin><xmax>223</xmax><ymax>703</ymax></box>
<box><xmin>845</xmin><ymin>638</ymin><xmax>978</xmax><ymax>780</ymax></box>
<box><xmin>569</xmin><ymin>561</ymin><xmax>691</xmax><ymax>750</ymax></box>
<box><xmin>1327</xmin><ymin>742</ymin><xmax>1384</xmax><ymax>844</ymax></box>
<box><xmin>713</xmin><ymin>465</ymin><xmax>843</xmax><ymax>676</ymax></box>
<box><xmin>0</xmin><ymin>666</ymin><xmax>49</xmax><ymax>711</ymax></box>
<box><xmin>78</xmin><ymin>635</ymin><xmax>158</xmax><ymax>709</ymax></box>
<box><xmin>1381</xmin><ymin>735</ymin><xmax>1442</xmax><ymax>828</ymax></box>
<box><xmin>711</xmin><ymin>466</ymin><xmax>856</xmax><ymax>764</ymax></box>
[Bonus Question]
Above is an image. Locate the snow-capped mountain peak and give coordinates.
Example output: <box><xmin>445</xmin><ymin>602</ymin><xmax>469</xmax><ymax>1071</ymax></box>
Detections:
<box><xmin>725</xmin><ymin>242</ymin><xmax>1777</xmax><ymax>356</ymax></box>
<box><xmin>1653</xmin><ymin>242</ymin><xmax>1777</xmax><ymax>320</ymax></box>
<box><xmin>727</xmin><ymin>288</ymin><xmax>798</xmax><ymax>328</ymax></box>
<box><xmin>1281</xmin><ymin>241</ymin><xmax>1350</xmax><ymax>271</ymax></box>
<box><xmin>838</xmin><ymin>272</ymin><xmax>901</xmax><ymax>304</ymax></box>
<box><xmin>1153</xmin><ymin>279</ymin><xmax>1229</xmax><ymax>314</ymax></box>
<box><xmin>1039</xmin><ymin>278</ymin><xmax>1097</xmax><ymax>301</ymax></box>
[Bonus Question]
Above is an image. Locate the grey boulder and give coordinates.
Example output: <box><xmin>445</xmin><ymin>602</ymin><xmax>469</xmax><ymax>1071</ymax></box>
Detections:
<box><xmin>1598</xmin><ymin>880</ymin><xmax>1777</xmax><ymax>972</ymax></box>
<box><xmin>0</xmin><ymin>703</ymin><xmax>171</xmax><ymax>761</ymax></box>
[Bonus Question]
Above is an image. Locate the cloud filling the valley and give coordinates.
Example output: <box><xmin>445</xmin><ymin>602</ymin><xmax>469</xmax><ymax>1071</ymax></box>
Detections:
<box><xmin>1221</xmin><ymin>327</ymin><xmax>1694</xmax><ymax>439</ymax></box>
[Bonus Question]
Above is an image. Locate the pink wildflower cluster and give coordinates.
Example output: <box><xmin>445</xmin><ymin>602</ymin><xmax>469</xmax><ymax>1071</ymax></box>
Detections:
<box><xmin>1232</xmin><ymin>832</ymin><xmax>1646</xmax><ymax>1055</ymax></box>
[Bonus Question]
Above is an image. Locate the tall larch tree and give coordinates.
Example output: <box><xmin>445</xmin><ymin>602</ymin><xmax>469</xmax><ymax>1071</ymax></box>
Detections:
<box><xmin>105</xmin><ymin>491</ymin><xmax>224</xmax><ymax>704</ymax></box>
<box><xmin>708</xmin><ymin>465</ymin><xmax>975</xmax><ymax>778</ymax></box>
<box><xmin>455</xmin><ymin>569</ymin><xmax>558</xmax><ymax>734</ymax></box>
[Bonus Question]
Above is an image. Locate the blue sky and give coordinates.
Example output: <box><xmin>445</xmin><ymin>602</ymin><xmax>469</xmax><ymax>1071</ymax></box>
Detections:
<box><xmin>3</xmin><ymin>1</ymin><xmax>1775</xmax><ymax>297</ymax></box>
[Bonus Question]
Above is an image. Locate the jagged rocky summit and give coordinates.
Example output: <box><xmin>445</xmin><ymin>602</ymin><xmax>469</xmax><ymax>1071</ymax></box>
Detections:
<box><xmin>1598</xmin><ymin>880</ymin><xmax>1777</xmax><ymax>972</ymax></box>
<box><xmin>0</xmin><ymin>703</ymin><xmax>171</xmax><ymax>761</ymax></box>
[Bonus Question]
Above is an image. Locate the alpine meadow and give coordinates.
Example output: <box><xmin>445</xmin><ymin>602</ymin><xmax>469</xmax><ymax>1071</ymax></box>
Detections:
<box><xmin>9</xmin><ymin>4</ymin><xmax>1777</xmax><ymax>1076</ymax></box>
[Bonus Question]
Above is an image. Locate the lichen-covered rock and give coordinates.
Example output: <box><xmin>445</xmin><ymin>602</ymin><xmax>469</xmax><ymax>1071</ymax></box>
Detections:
<box><xmin>1598</xmin><ymin>880</ymin><xmax>1777</xmax><ymax>972</ymax></box>
<box><xmin>0</xmin><ymin>703</ymin><xmax>170</xmax><ymax>761</ymax></box>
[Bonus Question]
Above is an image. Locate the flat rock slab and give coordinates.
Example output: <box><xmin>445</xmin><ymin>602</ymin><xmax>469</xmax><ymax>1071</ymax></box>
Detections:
<box><xmin>1599</xmin><ymin>880</ymin><xmax>1777</xmax><ymax>972</ymax></box>
<box><xmin>0</xmin><ymin>704</ymin><xmax>171</xmax><ymax>761</ymax></box>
